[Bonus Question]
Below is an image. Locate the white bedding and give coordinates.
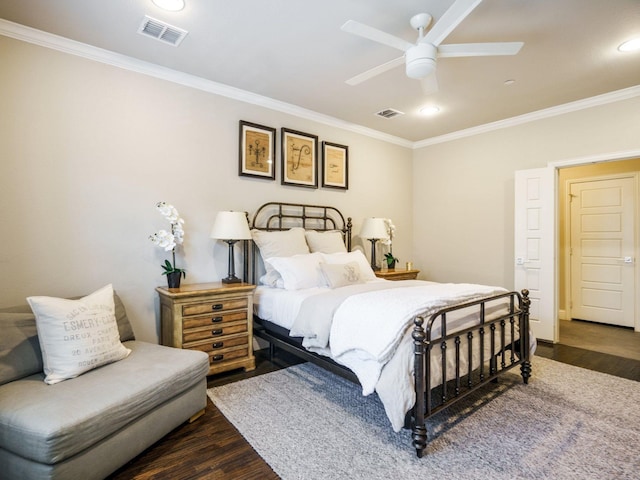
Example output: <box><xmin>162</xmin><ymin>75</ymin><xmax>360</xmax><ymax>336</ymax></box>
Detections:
<box><xmin>254</xmin><ymin>280</ymin><xmax>532</xmax><ymax>432</ymax></box>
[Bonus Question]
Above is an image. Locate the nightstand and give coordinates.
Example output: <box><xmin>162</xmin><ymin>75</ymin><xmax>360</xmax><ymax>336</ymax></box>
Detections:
<box><xmin>374</xmin><ymin>268</ymin><xmax>420</xmax><ymax>281</ymax></box>
<box><xmin>156</xmin><ymin>282</ymin><xmax>256</xmax><ymax>376</ymax></box>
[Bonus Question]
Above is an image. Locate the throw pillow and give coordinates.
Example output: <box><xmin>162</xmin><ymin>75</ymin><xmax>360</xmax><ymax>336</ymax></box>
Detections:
<box><xmin>26</xmin><ymin>284</ymin><xmax>131</xmax><ymax>385</ymax></box>
<box><xmin>319</xmin><ymin>261</ymin><xmax>365</xmax><ymax>288</ymax></box>
<box><xmin>321</xmin><ymin>250</ymin><xmax>378</xmax><ymax>281</ymax></box>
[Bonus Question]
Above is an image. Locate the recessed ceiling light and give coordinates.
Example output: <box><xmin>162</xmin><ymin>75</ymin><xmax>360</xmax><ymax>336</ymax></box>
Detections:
<box><xmin>504</xmin><ymin>79</ymin><xmax>516</xmax><ymax>86</ymax></box>
<box><xmin>419</xmin><ymin>106</ymin><xmax>440</xmax><ymax>116</ymax></box>
<box><xmin>152</xmin><ymin>0</ymin><xmax>185</xmax><ymax>12</ymax></box>
<box><xmin>618</xmin><ymin>37</ymin><xmax>640</xmax><ymax>52</ymax></box>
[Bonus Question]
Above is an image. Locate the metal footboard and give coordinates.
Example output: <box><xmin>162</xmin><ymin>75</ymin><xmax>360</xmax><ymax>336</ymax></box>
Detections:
<box><xmin>411</xmin><ymin>289</ymin><xmax>531</xmax><ymax>457</ymax></box>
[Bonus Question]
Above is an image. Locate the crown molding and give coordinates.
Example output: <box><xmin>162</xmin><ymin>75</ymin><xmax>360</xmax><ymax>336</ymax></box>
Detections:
<box><xmin>413</xmin><ymin>85</ymin><xmax>640</xmax><ymax>149</ymax></box>
<box><xmin>0</xmin><ymin>19</ymin><xmax>413</xmax><ymax>149</ymax></box>
<box><xmin>1</xmin><ymin>19</ymin><xmax>637</xmax><ymax>152</ymax></box>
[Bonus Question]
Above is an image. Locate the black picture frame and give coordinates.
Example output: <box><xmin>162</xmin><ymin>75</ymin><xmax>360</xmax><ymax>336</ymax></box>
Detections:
<box><xmin>321</xmin><ymin>141</ymin><xmax>349</xmax><ymax>190</ymax></box>
<box><xmin>281</xmin><ymin>128</ymin><xmax>318</xmax><ymax>188</ymax></box>
<box><xmin>239</xmin><ymin>120</ymin><xmax>276</xmax><ymax>180</ymax></box>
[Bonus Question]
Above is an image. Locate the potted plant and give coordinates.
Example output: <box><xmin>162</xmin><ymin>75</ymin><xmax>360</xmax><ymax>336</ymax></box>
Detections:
<box><xmin>384</xmin><ymin>252</ymin><xmax>399</xmax><ymax>269</ymax></box>
<box><xmin>149</xmin><ymin>202</ymin><xmax>186</xmax><ymax>288</ymax></box>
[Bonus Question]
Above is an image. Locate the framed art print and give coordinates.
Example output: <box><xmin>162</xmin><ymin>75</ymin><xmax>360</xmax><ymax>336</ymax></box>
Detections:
<box><xmin>239</xmin><ymin>120</ymin><xmax>276</xmax><ymax>180</ymax></box>
<box><xmin>321</xmin><ymin>141</ymin><xmax>348</xmax><ymax>190</ymax></box>
<box><xmin>281</xmin><ymin>128</ymin><xmax>318</xmax><ymax>188</ymax></box>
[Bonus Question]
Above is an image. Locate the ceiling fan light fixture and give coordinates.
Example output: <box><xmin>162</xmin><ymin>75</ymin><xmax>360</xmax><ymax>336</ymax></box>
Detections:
<box><xmin>618</xmin><ymin>37</ymin><xmax>640</xmax><ymax>52</ymax></box>
<box><xmin>406</xmin><ymin>44</ymin><xmax>437</xmax><ymax>79</ymax></box>
<box><xmin>152</xmin><ymin>0</ymin><xmax>185</xmax><ymax>12</ymax></box>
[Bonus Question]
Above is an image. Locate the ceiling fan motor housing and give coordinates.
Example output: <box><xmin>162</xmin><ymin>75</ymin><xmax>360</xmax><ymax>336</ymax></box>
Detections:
<box><xmin>406</xmin><ymin>43</ymin><xmax>436</xmax><ymax>79</ymax></box>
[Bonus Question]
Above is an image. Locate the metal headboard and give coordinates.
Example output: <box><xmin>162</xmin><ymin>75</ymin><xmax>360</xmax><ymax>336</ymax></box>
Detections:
<box><xmin>245</xmin><ymin>202</ymin><xmax>352</xmax><ymax>284</ymax></box>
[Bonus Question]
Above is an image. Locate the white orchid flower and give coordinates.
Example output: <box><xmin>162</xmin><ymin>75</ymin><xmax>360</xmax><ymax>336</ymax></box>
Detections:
<box><xmin>149</xmin><ymin>230</ymin><xmax>176</xmax><ymax>251</ymax></box>
<box><xmin>156</xmin><ymin>202</ymin><xmax>182</xmax><ymax>224</ymax></box>
<box><xmin>150</xmin><ymin>202</ymin><xmax>186</xmax><ymax>279</ymax></box>
<box><xmin>382</xmin><ymin>219</ymin><xmax>396</xmax><ymax>246</ymax></box>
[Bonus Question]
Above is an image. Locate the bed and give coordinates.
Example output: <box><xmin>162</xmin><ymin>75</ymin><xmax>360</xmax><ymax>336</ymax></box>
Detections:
<box><xmin>245</xmin><ymin>201</ymin><xmax>532</xmax><ymax>457</ymax></box>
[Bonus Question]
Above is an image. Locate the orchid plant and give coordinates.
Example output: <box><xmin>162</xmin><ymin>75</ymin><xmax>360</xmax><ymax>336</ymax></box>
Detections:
<box><xmin>149</xmin><ymin>202</ymin><xmax>186</xmax><ymax>279</ymax></box>
<box><xmin>382</xmin><ymin>218</ymin><xmax>398</xmax><ymax>267</ymax></box>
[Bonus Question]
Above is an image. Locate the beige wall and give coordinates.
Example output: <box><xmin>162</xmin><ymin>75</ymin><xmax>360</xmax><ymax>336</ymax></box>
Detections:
<box><xmin>3</xmin><ymin>33</ymin><xmax>640</xmax><ymax>342</ymax></box>
<box><xmin>0</xmin><ymin>36</ymin><xmax>414</xmax><ymax>342</ymax></box>
<box><xmin>412</xmin><ymin>96</ymin><xmax>640</xmax><ymax>291</ymax></box>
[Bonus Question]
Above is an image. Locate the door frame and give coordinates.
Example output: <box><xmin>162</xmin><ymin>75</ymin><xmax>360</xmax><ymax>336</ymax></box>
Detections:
<box><xmin>550</xmin><ymin>149</ymin><xmax>640</xmax><ymax>333</ymax></box>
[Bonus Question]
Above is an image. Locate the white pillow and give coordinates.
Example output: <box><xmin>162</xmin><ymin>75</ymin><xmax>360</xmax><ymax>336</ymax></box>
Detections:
<box><xmin>305</xmin><ymin>230</ymin><xmax>348</xmax><ymax>254</ymax></box>
<box><xmin>251</xmin><ymin>227</ymin><xmax>310</xmax><ymax>278</ymax></box>
<box><xmin>265</xmin><ymin>253</ymin><xmax>325</xmax><ymax>290</ymax></box>
<box><xmin>319</xmin><ymin>261</ymin><xmax>365</xmax><ymax>288</ymax></box>
<box><xmin>259</xmin><ymin>270</ymin><xmax>284</xmax><ymax>289</ymax></box>
<box><xmin>251</xmin><ymin>227</ymin><xmax>310</xmax><ymax>259</ymax></box>
<box><xmin>26</xmin><ymin>284</ymin><xmax>131</xmax><ymax>385</ymax></box>
<box><xmin>321</xmin><ymin>250</ymin><xmax>377</xmax><ymax>281</ymax></box>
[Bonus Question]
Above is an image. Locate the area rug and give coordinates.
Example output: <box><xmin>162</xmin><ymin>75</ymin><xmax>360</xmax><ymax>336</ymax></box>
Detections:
<box><xmin>207</xmin><ymin>357</ymin><xmax>640</xmax><ymax>479</ymax></box>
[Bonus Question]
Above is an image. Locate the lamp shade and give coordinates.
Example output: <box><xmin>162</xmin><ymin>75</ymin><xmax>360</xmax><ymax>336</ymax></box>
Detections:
<box><xmin>210</xmin><ymin>211</ymin><xmax>252</xmax><ymax>240</ymax></box>
<box><xmin>360</xmin><ymin>217</ymin><xmax>388</xmax><ymax>240</ymax></box>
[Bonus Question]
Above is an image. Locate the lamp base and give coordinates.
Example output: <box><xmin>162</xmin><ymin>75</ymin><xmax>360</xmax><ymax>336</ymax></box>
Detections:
<box><xmin>222</xmin><ymin>275</ymin><xmax>242</xmax><ymax>284</ymax></box>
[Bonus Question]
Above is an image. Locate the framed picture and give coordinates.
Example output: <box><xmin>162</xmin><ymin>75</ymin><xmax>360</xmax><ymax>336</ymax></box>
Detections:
<box><xmin>239</xmin><ymin>121</ymin><xmax>276</xmax><ymax>180</ymax></box>
<box><xmin>321</xmin><ymin>141</ymin><xmax>349</xmax><ymax>190</ymax></box>
<box><xmin>281</xmin><ymin>128</ymin><xmax>318</xmax><ymax>188</ymax></box>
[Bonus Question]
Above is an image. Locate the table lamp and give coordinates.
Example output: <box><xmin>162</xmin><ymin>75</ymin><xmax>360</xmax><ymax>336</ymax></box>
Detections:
<box><xmin>360</xmin><ymin>217</ymin><xmax>388</xmax><ymax>271</ymax></box>
<box><xmin>210</xmin><ymin>211</ymin><xmax>252</xmax><ymax>283</ymax></box>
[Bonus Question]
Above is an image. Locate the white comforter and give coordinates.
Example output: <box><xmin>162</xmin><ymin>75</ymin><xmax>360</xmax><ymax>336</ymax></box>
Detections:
<box><xmin>284</xmin><ymin>281</ymin><xmax>510</xmax><ymax>431</ymax></box>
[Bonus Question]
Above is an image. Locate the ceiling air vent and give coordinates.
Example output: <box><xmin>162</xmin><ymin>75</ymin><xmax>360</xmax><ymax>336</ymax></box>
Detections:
<box><xmin>375</xmin><ymin>108</ymin><xmax>404</xmax><ymax>119</ymax></box>
<box><xmin>137</xmin><ymin>16</ymin><xmax>188</xmax><ymax>46</ymax></box>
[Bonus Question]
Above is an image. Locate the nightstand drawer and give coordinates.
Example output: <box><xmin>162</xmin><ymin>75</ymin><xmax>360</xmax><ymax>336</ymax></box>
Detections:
<box><xmin>183</xmin><ymin>323</ymin><xmax>248</xmax><ymax>343</ymax></box>
<box><xmin>187</xmin><ymin>334</ymin><xmax>249</xmax><ymax>353</ymax></box>
<box><xmin>182</xmin><ymin>298</ymin><xmax>248</xmax><ymax>316</ymax></box>
<box><xmin>183</xmin><ymin>311</ymin><xmax>247</xmax><ymax>329</ymax></box>
<box><xmin>208</xmin><ymin>346</ymin><xmax>250</xmax><ymax>366</ymax></box>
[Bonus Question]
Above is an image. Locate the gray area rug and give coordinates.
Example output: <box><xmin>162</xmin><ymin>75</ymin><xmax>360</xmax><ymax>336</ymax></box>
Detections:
<box><xmin>208</xmin><ymin>357</ymin><xmax>640</xmax><ymax>479</ymax></box>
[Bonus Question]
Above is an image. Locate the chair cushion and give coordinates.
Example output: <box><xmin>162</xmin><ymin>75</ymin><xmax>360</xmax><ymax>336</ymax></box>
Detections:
<box><xmin>0</xmin><ymin>341</ymin><xmax>209</xmax><ymax>464</ymax></box>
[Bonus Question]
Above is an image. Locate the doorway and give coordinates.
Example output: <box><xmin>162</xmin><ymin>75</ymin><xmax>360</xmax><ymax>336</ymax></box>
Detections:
<box><xmin>568</xmin><ymin>175</ymin><xmax>636</xmax><ymax>327</ymax></box>
<box><xmin>558</xmin><ymin>159</ymin><xmax>640</xmax><ymax>356</ymax></box>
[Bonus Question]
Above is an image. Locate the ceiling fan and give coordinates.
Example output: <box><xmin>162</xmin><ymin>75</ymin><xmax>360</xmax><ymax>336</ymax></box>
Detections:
<box><xmin>341</xmin><ymin>0</ymin><xmax>523</xmax><ymax>94</ymax></box>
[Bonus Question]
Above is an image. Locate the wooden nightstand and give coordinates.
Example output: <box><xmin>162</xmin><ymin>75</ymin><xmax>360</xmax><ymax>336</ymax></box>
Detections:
<box><xmin>156</xmin><ymin>282</ymin><xmax>256</xmax><ymax>376</ymax></box>
<box><xmin>375</xmin><ymin>268</ymin><xmax>420</xmax><ymax>281</ymax></box>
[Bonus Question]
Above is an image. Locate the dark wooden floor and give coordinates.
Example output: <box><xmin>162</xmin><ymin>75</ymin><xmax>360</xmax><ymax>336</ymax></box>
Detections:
<box><xmin>109</xmin><ymin>326</ymin><xmax>640</xmax><ymax>480</ymax></box>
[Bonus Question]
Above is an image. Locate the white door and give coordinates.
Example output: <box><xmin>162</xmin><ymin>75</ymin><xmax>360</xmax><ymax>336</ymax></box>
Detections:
<box><xmin>569</xmin><ymin>176</ymin><xmax>636</xmax><ymax>327</ymax></box>
<box><xmin>515</xmin><ymin>167</ymin><xmax>556</xmax><ymax>342</ymax></box>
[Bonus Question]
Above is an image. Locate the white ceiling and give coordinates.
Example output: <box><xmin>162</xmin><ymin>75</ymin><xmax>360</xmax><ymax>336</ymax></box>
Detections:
<box><xmin>1</xmin><ymin>0</ymin><xmax>639</xmax><ymax>143</ymax></box>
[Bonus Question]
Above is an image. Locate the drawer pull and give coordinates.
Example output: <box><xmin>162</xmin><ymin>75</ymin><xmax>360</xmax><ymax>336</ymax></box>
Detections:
<box><xmin>211</xmin><ymin>329</ymin><xmax>223</xmax><ymax>336</ymax></box>
<box><xmin>211</xmin><ymin>316</ymin><xmax>223</xmax><ymax>323</ymax></box>
<box><xmin>212</xmin><ymin>342</ymin><xmax>224</xmax><ymax>349</ymax></box>
<box><xmin>212</xmin><ymin>354</ymin><xmax>224</xmax><ymax>362</ymax></box>
<box><xmin>211</xmin><ymin>304</ymin><xmax>223</xmax><ymax>311</ymax></box>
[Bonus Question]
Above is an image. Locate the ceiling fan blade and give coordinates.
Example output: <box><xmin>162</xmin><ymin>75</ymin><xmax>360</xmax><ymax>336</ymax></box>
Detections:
<box><xmin>421</xmin><ymin>0</ymin><xmax>483</xmax><ymax>46</ymax></box>
<box><xmin>341</xmin><ymin>20</ymin><xmax>413</xmax><ymax>52</ymax></box>
<box><xmin>420</xmin><ymin>73</ymin><xmax>439</xmax><ymax>95</ymax></box>
<box><xmin>438</xmin><ymin>42</ymin><xmax>524</xmax><ymax>57</ymax></box>
<box><xmin>345</xmin><ymin>56</ymin><xmax>405</xmax><ymax>85</ymax></box>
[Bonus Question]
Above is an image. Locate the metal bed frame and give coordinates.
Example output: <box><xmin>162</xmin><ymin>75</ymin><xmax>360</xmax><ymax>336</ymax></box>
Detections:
<box><xmin>246</xmin><ymin>201</ymin><xmax>531</xmax><ymax>457</ymax></box>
